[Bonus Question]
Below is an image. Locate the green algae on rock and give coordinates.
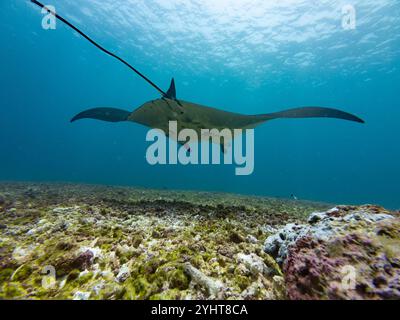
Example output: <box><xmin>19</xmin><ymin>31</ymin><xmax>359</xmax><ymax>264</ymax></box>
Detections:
<box><xmin>2</xmin><ymin>183</ymin><xmax>399</xmax><ymax>300</ymax></box>
<box><xmin>0</xmin><ymin>182</ymin><xmax>330</xmax><ymax>300</ymax></box>
<box><xmin>0</xmin><ymin>183</ymin><xmax>400</xmax><ymax>300</ymax></box>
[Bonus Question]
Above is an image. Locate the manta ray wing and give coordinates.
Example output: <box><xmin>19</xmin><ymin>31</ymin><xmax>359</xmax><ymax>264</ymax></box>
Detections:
<box><xmin>70</xmin><ymin>108</ymin><xmax>131</xmax><ymax>123</ymax></box>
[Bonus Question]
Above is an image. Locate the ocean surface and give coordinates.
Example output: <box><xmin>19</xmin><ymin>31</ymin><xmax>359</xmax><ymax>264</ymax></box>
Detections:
<box><xmin>1</xmin><ymin>0</ymin><xmax>399</xmax><ymax>209</ymax></box>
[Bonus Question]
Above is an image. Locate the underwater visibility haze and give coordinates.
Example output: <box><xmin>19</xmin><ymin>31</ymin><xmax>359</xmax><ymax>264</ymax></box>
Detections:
<box><xmin>0</xmin><ymin>0</ymin><xmax>400</xmax><ymax>302</ymax></box>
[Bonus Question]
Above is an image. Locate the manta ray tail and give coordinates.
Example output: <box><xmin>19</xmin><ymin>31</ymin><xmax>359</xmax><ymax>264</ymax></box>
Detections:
<box><xmin>262</xmin><ymin>107</ymin><xmax>365</xmax><ymax>123</ymax></box>
<box><xmin>70</xmin><ymin>108</ymin><xmax>130</xmax><ymax>123</ymax></box>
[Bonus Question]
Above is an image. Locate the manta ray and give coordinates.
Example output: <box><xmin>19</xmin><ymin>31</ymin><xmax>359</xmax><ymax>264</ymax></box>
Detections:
<box><xmin>71</xmin><ymin>78</ymin><xmax>364</xmax><ymax>150</ymax></box>
<box><xmin>32</xmin><ymin>0</ymin><xmax>364</xmax><ymax>151</ymax></box>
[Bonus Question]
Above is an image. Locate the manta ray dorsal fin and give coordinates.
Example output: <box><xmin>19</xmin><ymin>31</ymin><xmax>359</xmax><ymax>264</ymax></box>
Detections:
<box><xmin>165</xmin><ymin>78</ymin><xmax>177</xmax><ymax>99</ymax></box>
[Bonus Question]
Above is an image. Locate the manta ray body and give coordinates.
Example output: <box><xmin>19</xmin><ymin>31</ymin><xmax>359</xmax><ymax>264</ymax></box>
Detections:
<box><xmin>71</xmin><ymin>79</ymin><xmax>364</xmax><ymax>149</ymax></box>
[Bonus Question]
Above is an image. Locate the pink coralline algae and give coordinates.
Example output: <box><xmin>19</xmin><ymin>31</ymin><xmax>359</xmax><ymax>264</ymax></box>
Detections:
<box><xmin>265</xmin><ymin>205</ymin><xmax>400</xmax><ymax>300</ymax></box>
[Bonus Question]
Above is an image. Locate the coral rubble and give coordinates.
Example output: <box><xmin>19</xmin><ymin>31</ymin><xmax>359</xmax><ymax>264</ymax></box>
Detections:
<box><xmin>264</xmin><ymin>205</ymin><xmax>400</xmax><ymax>300</ymax></box>
<box><xmin>1</xmin><ymin>182</ymin><xmax>398</xmax><ymax>300</ymax></box>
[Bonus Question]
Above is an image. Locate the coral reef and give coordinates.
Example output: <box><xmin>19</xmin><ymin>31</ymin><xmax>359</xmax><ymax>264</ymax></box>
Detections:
<box><xmin>0</xmin><ymin>182</ymin><xmax>326</xmax><ymax>300</ymax></box>
<box><xmin>264</xmin><ymin>205</ymin><xmax>400</xmax><ymax>300</ymax></box>
<box><xmin>1</xmin><ymin>182</ymin><xmax>398</xmax><ymax>300</ymax></box>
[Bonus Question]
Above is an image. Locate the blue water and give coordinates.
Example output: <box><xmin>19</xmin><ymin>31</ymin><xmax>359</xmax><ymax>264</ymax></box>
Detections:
<box><xmin>1</xmin><ymin>1</ymin><xmax>399</xmax><ymax>208</ymax></box>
